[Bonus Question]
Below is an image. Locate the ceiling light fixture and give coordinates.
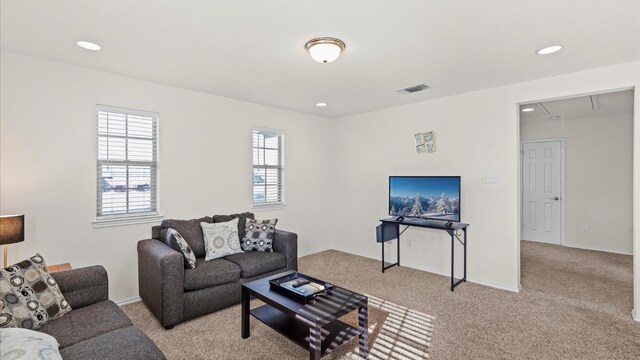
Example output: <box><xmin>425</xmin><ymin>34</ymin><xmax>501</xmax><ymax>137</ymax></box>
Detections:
<box><xmin>305</xmin><ymin>37</ymin><xmax>346</xmax><ymax>63</ymax></box>
<box><xmin>316</xmin><ymin>102</ymin><xmax>328</xmax><ymax>107</ymax></box>
<box><xmin>76</xmin><ymin>41</ymin><xmax>101</xmax><ymax>51</ymax></box>
<box><xmin>521</xmin><ymin>107</ymin><xmax>535</xmax><ymax>112</ymax></box>
<box><xmin>536</xmin><ymin>45</ymin><xmax>562</xmax><ymax>55</ymax></box>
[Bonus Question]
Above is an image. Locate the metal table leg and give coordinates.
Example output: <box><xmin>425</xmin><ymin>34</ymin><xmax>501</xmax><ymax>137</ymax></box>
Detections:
<box><xmin>381</xmin><ymin>238</ymin><xmax>385</xmax><ymax>273</ymax></box>
<box><xmin>451</xmin><ymin>231</ymin><xmax>454</xmax><ymax>291</ymax></box>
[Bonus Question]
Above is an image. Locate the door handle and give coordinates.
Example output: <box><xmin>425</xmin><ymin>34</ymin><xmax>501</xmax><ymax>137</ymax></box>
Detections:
<box><xmin>549</xmin><ymin>196</ymin><xmax>560</xmax><ymax>201</ymax></box>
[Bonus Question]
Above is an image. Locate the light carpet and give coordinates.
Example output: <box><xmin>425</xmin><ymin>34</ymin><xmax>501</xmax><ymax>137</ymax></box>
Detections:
<box><xmin>123</xmin><ymin>241</ymin><xmax>640</xmax><ymax>359</ymax></box>
<box><xmin>123</xmin><ymin>294</ymin><xmax>433</xmax><ymax>360</ymax></box>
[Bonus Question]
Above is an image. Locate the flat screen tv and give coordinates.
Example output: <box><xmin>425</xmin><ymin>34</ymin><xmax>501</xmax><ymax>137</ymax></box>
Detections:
<box><xmin>389</xmin><ymin>176</ymin><xmax>461</xmax><ymax>222</ymax></box>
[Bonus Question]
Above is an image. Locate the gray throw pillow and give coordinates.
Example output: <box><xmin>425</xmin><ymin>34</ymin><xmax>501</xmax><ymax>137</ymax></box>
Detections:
<box><xmin>160</xmin><ymin>217</ymin><xmax>213</xmax><ymax>258</ymax></box>
<box><xmin>161</xmin><ymin>228</ymin><xmax>197</xmax><ymax>269</ymax></box>
<box><xmin>0</xmin><ymin>254</ymin><xmax>71</xmax><ymax>329</ymax></box>
<box><xmin>201</xmin><ymin>219</ymin><xmax>244</xmax><ymax>261</ymax></box>
<box><xmin>242</xmin><ymin>219</ymin><xmax>278</xmax><ymax>252</ymax></box>
<box><xmin>212</xmin><ymin>212</ymin><xmax>255</xmax><ymax>239</ymax></box>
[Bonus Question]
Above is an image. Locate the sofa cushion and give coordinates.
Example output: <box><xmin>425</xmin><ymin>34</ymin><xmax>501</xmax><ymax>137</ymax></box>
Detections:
<box><xmin>212</xmin><ymin>212</ymin><xmax>254</xmax><ymax>239</ymax></box>
<box><xmin>38</xmin><ymin>300</ymin><xmax>131</xmax><ymax>348</ymax></box>
<box><xmin>183</xmin><ymin>258</ymin><xmax>241</xmax><ymax>291</ymax></box>
<box><xmin>60</xmin><ymin>326</ymin><xmax>165</xmax><ymax>360</ymax></box>
<box><xmin>0</xmin><ymin>253</ymin><xmax>71</xmax><ymax>329</ymax></box>
<box><xmin>160</xmin><ymin>217</ymin><xmax>213</xmax><ymax>258</ymax></box>
<box><xmin>224</xmin><ymin>252</ymin><xmax>286</xmax><ymax>278</ymax></box>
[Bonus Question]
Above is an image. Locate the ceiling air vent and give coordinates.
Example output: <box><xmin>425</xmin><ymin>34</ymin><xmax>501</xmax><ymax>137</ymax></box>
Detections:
<box><xmin>396</xmin><ymin>84</ymin><xmax>429</xmax><ymax>95</ymax></box>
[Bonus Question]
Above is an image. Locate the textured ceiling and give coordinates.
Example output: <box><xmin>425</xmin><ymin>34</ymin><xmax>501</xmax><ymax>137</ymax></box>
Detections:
<box><xmin>2</xmin><ymin>0</ymin><xmax>639</xmax><ymax>118</ymax></box>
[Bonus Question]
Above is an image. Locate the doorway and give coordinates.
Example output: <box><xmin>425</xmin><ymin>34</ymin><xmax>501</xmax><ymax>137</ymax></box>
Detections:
<box><xmin>519</xmin><ymin>89</ymin><xmax>634</xmax><ymax>253</ymax></box>
<box><xmin>518</xmin><ymin>88</ymin><xmax>635</xmax><ymax>318</ymax></box>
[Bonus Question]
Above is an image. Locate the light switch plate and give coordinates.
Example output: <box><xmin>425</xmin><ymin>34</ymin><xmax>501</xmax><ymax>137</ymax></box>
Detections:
<box><xmin>482</xmin><ymin>173</ymin><xmax>498</xmax><ymax>184</ymax></box>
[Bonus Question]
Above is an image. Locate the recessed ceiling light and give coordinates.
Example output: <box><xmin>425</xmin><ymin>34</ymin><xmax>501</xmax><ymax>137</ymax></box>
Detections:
<box><xmin>521</xmin><ymin>107</ymin><xmax>535</xmax><ymax>112</ymax></box>
<box><xmin>76</xmin><ymin>41</ymin><xmax>101</xmax><ymax>51</ymax></box>
<box><xmin>536</xmin><ymin>45</ymin><xmax>562</xmax><ymax>55</ymax></box>
<box><xmin>316</xmin><ymin>102</ymin><xmax>328</xmax><ymax>107</ymax></box>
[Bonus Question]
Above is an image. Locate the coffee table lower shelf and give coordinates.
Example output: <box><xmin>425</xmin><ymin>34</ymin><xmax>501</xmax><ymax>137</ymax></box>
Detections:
<box><xmin>250</xmin><ymin>304</ymin><xmax>362</xmax><ymax>357</ymax></box>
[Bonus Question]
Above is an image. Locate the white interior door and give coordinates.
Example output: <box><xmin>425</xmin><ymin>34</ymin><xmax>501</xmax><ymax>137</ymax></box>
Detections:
<box><xmin>522</xmin><ymin>141</ymin><xmax>563</xmax><ymax>244</ymax></box>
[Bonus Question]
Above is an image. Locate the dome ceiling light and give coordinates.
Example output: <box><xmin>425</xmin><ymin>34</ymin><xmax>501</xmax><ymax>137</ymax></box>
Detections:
<box><xmin>305</xmin><ymin>37</ymin><xmax>346</xmax><ymax>63</ymax></box>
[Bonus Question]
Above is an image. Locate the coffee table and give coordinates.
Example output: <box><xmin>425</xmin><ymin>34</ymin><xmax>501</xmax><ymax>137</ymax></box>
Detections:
<box><xmin>241</xmin><ymin>271</ymin><xmax>369</xmax><ymax>359</ymax></box>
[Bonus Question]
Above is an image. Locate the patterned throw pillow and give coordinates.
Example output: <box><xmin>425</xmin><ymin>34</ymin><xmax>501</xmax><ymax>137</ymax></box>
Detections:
<box><xmin>0</xmin><ymin>254</ymin><xmax>71</xmax><ymax>329</ymax></box>
<box><xmin>0</xmin><ymin>328</ymin><xmax>62</xmax><ymax>360</ymax></box>
<box><xmin>201</xmin><ymin>218</ymin><xmax>244</xmax><ymax>261</ymax></box>
<box><xmin>242</xmin><ymin>219</ymin><xmax>278</xmax><ymax>252</ymax></box>
<box><xmin>161</xmin><ymin>228</ymin><xmax>197</xmax><ymax>269</ymax></box>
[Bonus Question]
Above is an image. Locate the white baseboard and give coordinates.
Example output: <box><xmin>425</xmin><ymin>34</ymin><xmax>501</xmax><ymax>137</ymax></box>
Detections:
<box><xmin>115</xmin><ymin>247</ymin><xmax>523</xmax><ymax>305</ymax></box>
<box><xmin>298</xmin><ymin>246</ymin><xmax>334</xmax><ymax>258</ymax></box>
<box><xmin>633</xmin><ymin>309</ymin><xmax>640</xmax><ymax>322</ymax></box>
<box><xmin>561</xmin><ymin>243</ymin><xmax>633</xmax><ymax>256</ymax></box>
<box><xmin>116</xmin><ymin>296</ymin><xmax>141</xmax><ymax>306</ymax></box>
<box><xmin>331</xmin><ymin>247</ymin><xmax>520</xmax><ymax>293</ymax></box>
<box><xmin>470</xmin><ymin>278</ymin><xmax>520</xmax><ymax>293</ymax></box>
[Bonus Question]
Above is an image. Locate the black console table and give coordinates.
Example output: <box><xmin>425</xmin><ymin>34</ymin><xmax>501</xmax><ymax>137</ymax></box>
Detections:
<box><xmin>376</xmin><ymin>217</ymin><xmax>469</xmax><ymax>291</ymax></box>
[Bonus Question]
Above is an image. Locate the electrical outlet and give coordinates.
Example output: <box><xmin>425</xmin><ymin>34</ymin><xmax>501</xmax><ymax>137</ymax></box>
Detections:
<box><xmin>581</xmin><ymin>226</ymin><xmax>588</xmax><ymax>235</ymax></box>
<box><xmin>407</xmin><ymin>239</ymin><xmax>412</xmax><ymax>248</ymax></box>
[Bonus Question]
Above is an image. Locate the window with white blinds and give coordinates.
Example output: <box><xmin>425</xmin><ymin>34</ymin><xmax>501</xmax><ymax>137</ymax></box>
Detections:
<box><xmin>252</xmin><ymin>129</ymin><xmax>284</xmax><ymax>207</ymax></box>
<box><xmin>96</xmin><ymin>105</ymin><xmax>158</xmax><ymax>220</ymax></box>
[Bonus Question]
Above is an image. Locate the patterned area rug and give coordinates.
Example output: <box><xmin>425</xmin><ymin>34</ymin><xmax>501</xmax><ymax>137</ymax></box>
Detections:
<box><xmin>123</xmin><ymin>295</ymin><xmax>434</xmax><ymax>359</ymax></box>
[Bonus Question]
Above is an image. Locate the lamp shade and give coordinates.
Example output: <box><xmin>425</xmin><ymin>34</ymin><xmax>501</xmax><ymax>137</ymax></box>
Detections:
<box><xmin>0</xmin><ymin>214</ymin><xmax>24</xmax><ymax>245</ymax></box>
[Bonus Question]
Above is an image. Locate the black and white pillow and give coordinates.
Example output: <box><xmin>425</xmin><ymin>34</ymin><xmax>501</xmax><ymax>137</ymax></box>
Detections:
<box><xmin>242</xmin><ymin>219</ymin><xmax>277</xmax><ymax>252</ymax></box>
<box><xmin>201</xmin><ymin>219</ymin><xmax>244</xmax><ymax>261</ymax></box>
<box><xmin>162</xmin><ymin>228</ymin><xmax>197</xmax><ymax>269</ymax></box>
<box><xmin>0</xmin><ymin>254</ymin><xmax>71</xmax><ymax>329</ymax></box>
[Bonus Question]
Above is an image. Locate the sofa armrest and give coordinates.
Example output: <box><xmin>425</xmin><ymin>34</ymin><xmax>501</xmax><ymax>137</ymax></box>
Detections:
<box><xmin>273</xmin><ymin>229</ymin><xmax>298</xmax><ymax>271</ymax></box>
<box><xmin>51</xmin><ymin>265</ymin><xmax>108</xmax><ymax>309</ymax></box>
<box><xmin>137</xmin><ymin>239</ymin><xmax>185</xmax><ymax>328</ymax></box>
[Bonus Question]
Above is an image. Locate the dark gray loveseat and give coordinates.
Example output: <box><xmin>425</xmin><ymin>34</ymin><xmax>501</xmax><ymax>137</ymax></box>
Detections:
<box><xmin>137</xmin><ymin>215</ymin><xmax>298</xmax><ymax>329</ymax></box>
<box><xmin>38</xmin><ymin>265</ymin><xmax>165</xmax><ymax>360</ymax></box>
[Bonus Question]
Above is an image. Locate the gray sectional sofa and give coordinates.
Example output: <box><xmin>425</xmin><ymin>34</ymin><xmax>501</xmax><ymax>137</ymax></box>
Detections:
<box><xmin>39</xmin><ymin>265</ymin><xmax>165</xmax><ymax>360</ymax></box>
<box><xmin>137</xmin><ymin>214</ymin><xmax>298</xmax><ymax>329</ymax></box>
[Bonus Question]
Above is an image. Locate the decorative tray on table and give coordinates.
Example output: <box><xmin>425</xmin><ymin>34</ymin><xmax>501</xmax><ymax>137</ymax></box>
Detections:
<box><xmin>269</xmin><ymin>272</ymin><xmax>335</xmax><ymax>303</ymax></box>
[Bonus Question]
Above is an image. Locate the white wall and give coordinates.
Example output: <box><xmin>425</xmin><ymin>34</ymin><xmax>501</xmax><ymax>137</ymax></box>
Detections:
<box><xmin>2</xmin><ymin>51</ymin><xmax>639</xmax><ymax>320</ymax></box>
<box><xmin>521</xmin><ymin>113</ymin><xmax>633</xmax><ymax>254</ymax></box>
<box><xmin>330</xmin><ymin>86</ymin><xmax>521</xmax><ymax>291</ymax></box>
<box><xmin>330</xmin><ymin>62</ymin><xmax>640</xmax><ymax>317</ymax></box>
<box><xmin>0</xmin><ymin>52</ymin><xmax>333</xmax><ymax>302</ymax></box>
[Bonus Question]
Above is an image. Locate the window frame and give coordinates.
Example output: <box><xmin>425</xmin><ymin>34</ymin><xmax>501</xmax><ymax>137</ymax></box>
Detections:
<box><xmin>93</xmin><ymin>105</ymin><xmax>162</xmax><ymax>227</ymax></box>
<box><xmin>251</xmin><ymin>128</ymin><xmax>286</xmax><ymax>210</ymax></box>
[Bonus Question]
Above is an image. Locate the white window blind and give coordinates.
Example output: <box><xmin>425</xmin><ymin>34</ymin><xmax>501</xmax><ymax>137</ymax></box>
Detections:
<box><xmin>96</xmin><ymin>105</ymin><xmax>158</xmax><ymax>219</ymax></box>
<box><xmin>252</xmin><ymin>129</ymin><xmax>284</xmax><ymax>206</ymax></box>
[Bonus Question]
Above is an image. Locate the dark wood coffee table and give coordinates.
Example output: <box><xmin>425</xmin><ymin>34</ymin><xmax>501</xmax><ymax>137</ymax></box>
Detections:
<box><xmin>241</xmin><ymin>271</ymin><xmax>369</xmax><ymax>359</ymax></box>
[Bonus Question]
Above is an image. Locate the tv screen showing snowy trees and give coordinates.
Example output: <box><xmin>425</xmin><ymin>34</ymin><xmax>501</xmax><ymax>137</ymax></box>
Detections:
<box><xmin>389</xmin><ymin>176</ymin><xmax>460</xmax><ymax>221</ymax></box>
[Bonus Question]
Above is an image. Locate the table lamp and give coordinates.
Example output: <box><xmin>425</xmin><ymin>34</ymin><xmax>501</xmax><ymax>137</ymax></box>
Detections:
<box><xmin>0</xmin><ymin>214</ymin><xmax>25</xmax><ymax>268</ymax></box>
